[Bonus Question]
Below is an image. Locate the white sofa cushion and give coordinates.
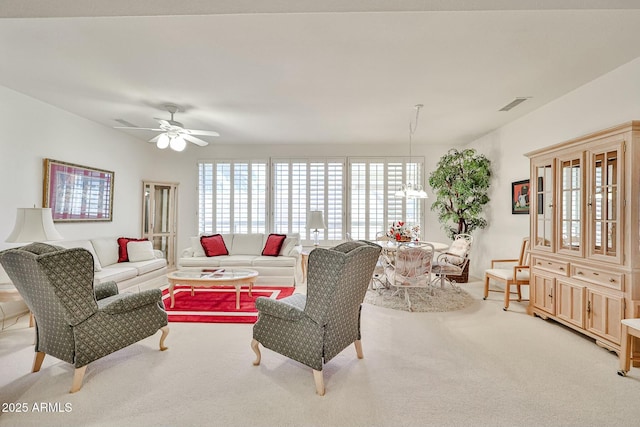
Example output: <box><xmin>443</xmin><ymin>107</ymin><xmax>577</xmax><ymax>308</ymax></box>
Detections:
<box><xmin>252</xmin><ymin>256</ymin><xmax>296</xmax><ymax>268</ymax></box>
<box><xmin>190</xmin><ymin>236</ymin><xmax>206</xmax><ymax>257</ymax></box>
<box><xmin>218</xmin><ymin>255</ymin><xmax>258</xmax><ymax>266</ymax></box>
<box><xmin>55</xmin><ymin>240</ymin><xmax>102</xmax><ymax>272</ymax></box>
<box><xmin>230</xmin><ymin>234</ymin><xmax>263</xmax><ymax>255</ymax></box>
<box><xmin>91</xmin><ymin>237</ymin><xmax>119</xmax><ymax>267</ymax></box>
<box><xmin>94</xmin><ymin>265</ymin><xmax>138</xmax><ymax>284</ymax></box>
<box><xmin>179</xmin><ymin>257</ymin><xmax>222</xmax><ymax>268</ymax></box>
<box><xmin>278</xmin><ymin>233</ymin><xmax>300</xmax><ymax>256</ymax></box>
<box><xmin>128</xmin><ymin>258</ymin><xmax>167</xmax><ymax>275</ymax></box>
<box><xmin>127</xmin><ymin>240</ymin><xmax>155</xmax><ymax>262</ymax></box>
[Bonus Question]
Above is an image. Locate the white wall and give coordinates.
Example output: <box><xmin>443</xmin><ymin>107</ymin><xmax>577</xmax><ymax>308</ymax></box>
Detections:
<box><xmin>0</xmin><ymin>85</ymin><xmax>162</xmax><ymax>320</ymax></box>
<box><xmin>467</xmin><ymin>56</ymin><xmax>640</xmax><ymax>274</ymax></box>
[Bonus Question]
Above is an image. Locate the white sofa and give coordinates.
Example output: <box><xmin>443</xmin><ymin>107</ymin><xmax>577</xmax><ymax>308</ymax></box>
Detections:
<box><xmin>54</xmin><ymin>237</ymin><xmax>168</xmax><ymax>293</ymax></box>
<box><xmin>178</xmin><ymin>233</ymin><xmax>302</xmax><ymax>286</ymax></box>
<box><xmin>0</xmin><ymin>236</ymin><xmax>168</xmax><ymax>323</ymax></box>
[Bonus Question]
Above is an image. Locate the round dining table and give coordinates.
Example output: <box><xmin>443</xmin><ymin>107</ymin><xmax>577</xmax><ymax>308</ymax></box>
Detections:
<box><xmin>375</xmin><ymin>240</ymin><xmax>449</xmax><ymax>252</ymax></box>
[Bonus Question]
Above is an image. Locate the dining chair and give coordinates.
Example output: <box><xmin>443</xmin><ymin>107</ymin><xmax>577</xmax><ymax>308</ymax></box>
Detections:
<box><xmin>384</xmin><ymin>242</ymin><xmax>435</xmax><ymax>311</ymax></box>
<box><xmin>370</xmin><ymin>231</ymin><xmax>394</xmax><ymax>290</ymax></box>
<box><xmin>432</xmin><ymin>234</ymin><xmax>473</xmax><ymax>290</ymax></box>
<box><xmin>483</xmin><ymin>237</ymin><xmax>530</xmax><ymax>311</ymax></box>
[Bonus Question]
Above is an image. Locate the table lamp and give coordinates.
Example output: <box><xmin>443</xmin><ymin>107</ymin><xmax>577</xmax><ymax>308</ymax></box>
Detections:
<box><xmin>5</xmin><ymin>208</ymin><xmax>63</xmax><ymax>243</ymax></box>
<box><xmin>308</xmin><ymin>211</ymin><xmax>326</xmax><ymax>247</ymax></box>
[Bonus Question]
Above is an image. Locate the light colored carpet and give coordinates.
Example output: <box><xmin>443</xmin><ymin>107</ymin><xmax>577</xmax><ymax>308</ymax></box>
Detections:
<box><xmin>1</xmin><ymin>280</ymin><xmax>640</xmax><ymax>427</ymax></box>
<box><xmin>364</xmin><ymin>284</ymin><xmax>475</xmax><ymax>312</ymax></box>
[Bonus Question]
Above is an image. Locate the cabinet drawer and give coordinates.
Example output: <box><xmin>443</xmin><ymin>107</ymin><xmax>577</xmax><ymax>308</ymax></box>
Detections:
<box><xmin>571</xmin><ymin>265</ymin><xmax>624</xmax><ymax>291</ymax></box>
<box><xmin>531</xmin><ymin>256</ymin><xmax>569</xmax><ymax>276</ymax></box>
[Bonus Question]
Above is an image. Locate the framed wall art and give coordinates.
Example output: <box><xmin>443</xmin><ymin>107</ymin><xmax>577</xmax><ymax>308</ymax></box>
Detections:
<box><xmin>43</xmin><ymin>158</ymin><xmax>114</xmax><ymax>222</ymax></box>
<box><xmin>511</xmin><ymin>179</ymin><xmax>530</xmax><ymax>215</ymax></box>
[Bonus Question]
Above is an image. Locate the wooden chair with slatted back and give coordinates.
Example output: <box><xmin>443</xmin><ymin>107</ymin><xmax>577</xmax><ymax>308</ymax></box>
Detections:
<box><xmin>483</xmin><ymin>238</ymin><xmax>530</xmax><ymax>311</ymax></box>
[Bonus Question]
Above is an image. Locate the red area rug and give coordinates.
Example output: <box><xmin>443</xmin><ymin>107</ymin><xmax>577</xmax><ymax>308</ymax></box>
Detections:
<box><xmin>161</xmin><ymin>285</ymin><xmax>295</xmax><ymax>324</ymax></box>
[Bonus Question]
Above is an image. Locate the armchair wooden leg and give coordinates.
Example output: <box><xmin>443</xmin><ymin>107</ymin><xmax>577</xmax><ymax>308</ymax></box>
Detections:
<box><xmin>354</xmin><ymin>340</ymin><xmax>364</xmax><ymax>359</ymax></box>
<box><xmin>32</xmin><ymin>351</ymin><xmax>45</xmax><ymax>372</ymax></box>
<box><xmin>516</xmin><ymin>285</ymin><xmax>522</xmax><ymax>301</ymax></box>
<box><xmin>251</xmin><ymin>339</ymin><xmax>261</xmax><ymax>366</ymax></box>
<box><xmin>159</xmin><ymin>326</ymin><xmax>170</xmax><ymax>351</ymax></box>
<box><xmin>70</xmin><ymin>366</ymin><xmax>87</xmax><ymax>393</ymax></box>
<box><xmin>313</xmin><ymin>369</ymin><xmax>325</xmax><ymax>396</ymax></box>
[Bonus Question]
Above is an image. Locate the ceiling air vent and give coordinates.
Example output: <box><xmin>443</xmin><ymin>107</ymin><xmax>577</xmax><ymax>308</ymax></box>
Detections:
<box><xmin>499</xmin><ymin>97</ymin><xmax>531</xmax><ymax>112</ymax></box>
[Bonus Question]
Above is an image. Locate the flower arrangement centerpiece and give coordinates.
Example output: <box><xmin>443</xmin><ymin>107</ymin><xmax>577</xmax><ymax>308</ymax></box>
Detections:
<box><xmin>387</xmin><ymin>221</ymin><xmax>420</xmax><ymax>242</ymax></box>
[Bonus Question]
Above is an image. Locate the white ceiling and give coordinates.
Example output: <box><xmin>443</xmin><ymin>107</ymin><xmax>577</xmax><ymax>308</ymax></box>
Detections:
<box><xmin>2</xmin><ymin>1</ymin><xmax>640</xmax><ymax>147</ymax></box>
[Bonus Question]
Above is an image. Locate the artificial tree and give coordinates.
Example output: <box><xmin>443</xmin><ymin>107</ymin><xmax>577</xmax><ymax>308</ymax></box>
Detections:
<box><xmin>428</xmin><ymin>148</ymin><xmax>492</xmax><ymax>240</ymax></box>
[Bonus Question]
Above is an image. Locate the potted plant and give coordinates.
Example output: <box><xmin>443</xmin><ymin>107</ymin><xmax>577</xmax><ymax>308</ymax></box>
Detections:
<box><xmin>428</xmin><ymin>148</ymin><xmax>492</xmax><ymax>281</ymax></box>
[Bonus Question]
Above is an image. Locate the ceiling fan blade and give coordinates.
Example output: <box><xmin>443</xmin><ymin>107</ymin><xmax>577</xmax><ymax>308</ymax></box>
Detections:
<box><xmin>156</xmin><ymin>119</ymin><xmax>171</xmax><ymax>127</ymax></box>
<box><xmin>183</xmin><ymin>134</ymin><xmax>209</xmax><ymax>147</ymax></box>
<box><xmin>149</xmin><ymin>135</ymin><xmax>161</xmax><ymax>143</ymax></box>
<box><xmin>114</xmin><ymin>126</ymin><xmax>163</xmax><ymax>131</ymax></box>
<box><xmin>183</xmin><ymin>129</ymin><xmax>220</xmax><ymax>137</ymax></box>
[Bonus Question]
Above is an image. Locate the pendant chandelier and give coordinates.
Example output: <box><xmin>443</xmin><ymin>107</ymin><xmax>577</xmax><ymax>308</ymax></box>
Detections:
<box><xmin>395</xmin><ymin>104</ymin><xmax>428</xmax><ymax>199</ymax></box>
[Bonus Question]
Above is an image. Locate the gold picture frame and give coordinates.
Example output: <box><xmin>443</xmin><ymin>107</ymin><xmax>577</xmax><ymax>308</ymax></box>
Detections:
<box><xmin>43</xmin><ymin>158</ymin><xmax>114</xmax><ymax>222</ymax></box>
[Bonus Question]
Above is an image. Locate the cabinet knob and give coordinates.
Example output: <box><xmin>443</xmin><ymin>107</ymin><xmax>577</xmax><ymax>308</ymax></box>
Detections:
<box><xmin>559</xmin><ymin>267</ymin><xmax>564</xmax><ymax>271</ymax></box>
<box><xmin>609</xmin><ymin>278</ymin><xmax>616</xmax><ymax>283</ymax></box>
<box><xmin>577</xmin><ymin>271</ymin><xmax>583</xmax><ymax>275</ymax></box>
<box><xmin>593</xmin><ymin>272</ymin><xmax>599</xmax><ymax>276</ymax></box>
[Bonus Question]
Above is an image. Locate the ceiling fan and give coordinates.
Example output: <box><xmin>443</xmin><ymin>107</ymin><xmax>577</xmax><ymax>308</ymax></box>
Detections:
<box><xmin>114</xmin><ymin>104</ymin><xmax>220</xmax><ymax>151</ymax></box>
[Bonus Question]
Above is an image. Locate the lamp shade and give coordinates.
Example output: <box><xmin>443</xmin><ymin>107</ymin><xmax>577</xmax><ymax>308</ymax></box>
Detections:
<box><xmin>308</xmin><ymin>211</ymin><xmax>326</xmax><ymax>230</ymax></box>
<box><xmin>6</xmin><ymin>208</ymin><xmax>63</xmax><ymax>243</ymax></box>
<box><xmin>156</xmin><ymin>133</ymin><xmax>170</xmax><ymax>149</ymax></box>
<box><xmin>170</xmin><ymin>135</ymin><xmax>187</xmax><ymax>152</ymax></box>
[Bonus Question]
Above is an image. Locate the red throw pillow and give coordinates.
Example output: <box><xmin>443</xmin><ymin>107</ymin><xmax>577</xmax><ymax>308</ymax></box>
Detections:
<box><xmin>200</xmin><ymin>234</ymin><xmax>229</xmax><ymax>257</ymax></box>
<box><xmin>117</xmin><ymin>237</ymin><xmax>148</xmax><ymax>262</ymax></box>
<box><xmin>262</xmin><ymin>234</ymin><xmax>287</xmax><ymax>257</ymax></box>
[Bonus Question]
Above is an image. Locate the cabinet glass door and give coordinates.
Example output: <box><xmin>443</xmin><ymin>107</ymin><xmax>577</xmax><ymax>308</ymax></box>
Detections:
<box><xmin>533</xmin><ymin>161</ymin><xmax>554</xmax><ymax>251</ymax></box>
<box><xmin>589</xmin><ymin>146</ymin><xmax>621</xmax><ymax>262</ymax></box>
<box><xmin>143</xmin><ymin>182</ymin><xmax>178</xmax><ymax>268</ymax></box>
<box><xmin>559</xmin><ymin>155</ymin><xmax>583</xmax><ymax>255</ymax></box>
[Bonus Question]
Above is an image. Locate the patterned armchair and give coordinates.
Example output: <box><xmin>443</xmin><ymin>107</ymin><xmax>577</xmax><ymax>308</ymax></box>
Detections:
<box><xmin>251</xmin><ymin>240</ymin><xmax>381</xmax><ymax>395</ymax></box>
<box><xmin>0</xmin><ymin>243</ymin><xmax>169</xmax><ymax>393</ymax></box>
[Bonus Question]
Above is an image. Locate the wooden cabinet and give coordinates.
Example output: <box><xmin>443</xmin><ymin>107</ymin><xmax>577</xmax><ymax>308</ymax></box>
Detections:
<box><xmin>586</xmin><ymin>288</ymin><xmax>624</xmax><ymax>345</ymax></box>
<box><xmin>557</xmin><ymin>280</ymin><xmax>585</xmax><ymax>329</ymax></box>
<box><xmin>531</xmin><ymin>272</ymin><xmax>556</xmax><ymax>316</ymax></box>
<box><xmin>527</xmin><ymin>121</ymin><xmax>640</xmax><ymax>354</ymax></box>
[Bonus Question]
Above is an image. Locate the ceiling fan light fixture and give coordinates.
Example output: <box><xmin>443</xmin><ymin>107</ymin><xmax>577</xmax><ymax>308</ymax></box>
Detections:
<box><xmin>156</xmin><ymin>133</ymin><xmax>170</xmax><ymax>149</ymax></box>
<box><xmin>170</xmin><ymin>135</ymin><xmax>187</xmax><ymax>152</ymax></box>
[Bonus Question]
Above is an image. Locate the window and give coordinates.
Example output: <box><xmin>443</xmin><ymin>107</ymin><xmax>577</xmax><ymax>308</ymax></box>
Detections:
<box><xmin>272</xmin><ymin>158</ymin><xmax>345</xmax><ymax>241</ymax></box>
<box><xmin>349</xmin><ymin>158</ymin><xmax>424</xmax><ymax>240</ymax></box>
<box><xmin>198</xmin><ymin>161</ymin><xmax>268</xmax><ymax>234</ymax></box>
<box><xmin>197</xmin><ymin>157</ymin><xmax>423</xmax><ymax>243</ymax></box>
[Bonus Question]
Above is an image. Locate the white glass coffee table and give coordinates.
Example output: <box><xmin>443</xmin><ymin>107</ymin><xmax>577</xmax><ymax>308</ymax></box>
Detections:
<box><xmin>166</xmin><ymin>268</ymin><xmax>259</xmax><ymax>310</ymax></box>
